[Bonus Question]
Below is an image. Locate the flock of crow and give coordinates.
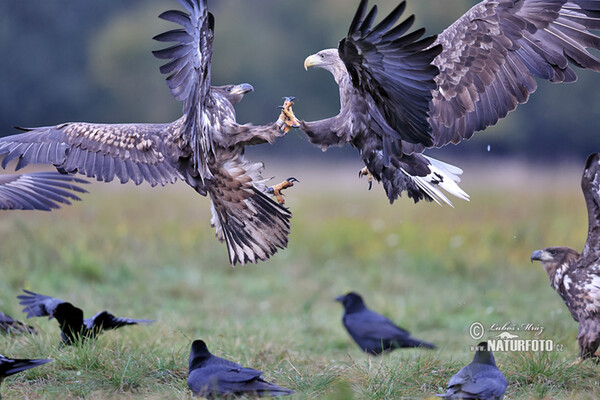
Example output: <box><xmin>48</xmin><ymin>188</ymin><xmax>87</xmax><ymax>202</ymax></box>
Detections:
<box><xmin>2</xmin><ymin>0</ymin><xmax>600</xmax><ymax>398</ymax></box>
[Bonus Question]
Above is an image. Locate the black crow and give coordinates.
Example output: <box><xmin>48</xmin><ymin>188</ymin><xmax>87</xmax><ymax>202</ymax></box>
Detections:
<box><xmin>335</xmin><ymin>291</ymin><xmax>436</xmax><ymax>355</ymax></box>
<box><xmin>17</xmin><ymin>290</ymin><xmax>154</xmax><ymax>345</ymax></box>
<box><xmin>187</xmin><ymin>339</ymin><xmax>294</xmax><ymax>398</ymax></box>
<box><xmin>437</xmin><ymin>341</ymin><xmax>507</xmax><ymax>400</ymax></box>
<box><xmin>0</xmin><ymin>312</ymin><xmax>36</xmax><ymax>335</ymax></box>
<box><xmin>0</xmin><ymin>354</ymin><xmax>51</xmax><ymax>395</ymax></box>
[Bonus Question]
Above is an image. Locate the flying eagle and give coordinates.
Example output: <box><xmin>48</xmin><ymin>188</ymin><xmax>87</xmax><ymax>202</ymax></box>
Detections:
<box><xmin>301</xmin><ymin>0</ymin><xmax>600</xmax><ymax>205</ymax></box>
<box><xmin>531</xmin><ymin>153</ymin><xmax>600</xmax><ymax>360</ymax></box>
<box><xmin>0</xmin><ymin>0</ymin><xmax>299</xmax><ymax>265</ymax></box>
<box><xmin>0</xmin><ymin>172</ymin><xmax>87</xmax><ymax>212</ymax></box>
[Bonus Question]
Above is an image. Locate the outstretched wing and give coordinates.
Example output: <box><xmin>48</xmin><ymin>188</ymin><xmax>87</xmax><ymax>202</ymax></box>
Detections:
<box><xmin>0</xmin><ymin>122</ymin><xmax>184</xmax><ymax>187</ymax></box>
<box><xmin>430</xmin><ymin>0</ymin><xmax>600</xmax><ymax>147</ymax></box>
<box><xmin>0</xmin><ymin>354</ymin><xmax>52</xmax><ymax>378</ymax></box>
<box><xmin>338</xmin><ymin>0</ymin><xmax>441</xmax><ymax>150</ymax></box>
<box><xmin>581</xmin><ymin>153</ymin><xmax>600</xmax><ymax>264</ymax></box>
<box><xmin>0</xmin><ymin>172</ymin><xmax>87</xmax><ymax>211</ymax></box>
<box><xmin>86</xmin><ymin>311</ymin><xmax>154</xmax><ymax>331</ymax></box>
<box><xmin>17</xmin><ymin>290</ymin><xmax>65</xmax><ymax>319</ymax></box>
<box><xmin>153</xmin><ymin>0</ymin><xmax>214</xmax><ymax>178</ymax></box>
<box><xmin>208</xmin><ymin>159</ymin><xmax>292</xmax><ymax>266</ymax></box>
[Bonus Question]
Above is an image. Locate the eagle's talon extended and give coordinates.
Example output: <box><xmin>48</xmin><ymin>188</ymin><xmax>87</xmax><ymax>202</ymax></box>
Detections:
<box><xmin>268</xmin><ymin>177</ymin><xmax>298</xmax><ymax>205</ymax></box>
<box><xmin>359</xmin><ymin>167</ymin><xmax>374</xmax><ymax>190</ymax></box>
<box><xmin>276</xmin><ymin>97</ymin><xmax>300</xmax><ymax>133</ymax></box>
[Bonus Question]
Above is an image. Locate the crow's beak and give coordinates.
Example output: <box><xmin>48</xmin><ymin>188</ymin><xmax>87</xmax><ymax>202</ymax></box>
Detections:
<box><xmin>335</xmin><ymin>295</ymin><xmax>345</xmax><ymax>302</ymax></box>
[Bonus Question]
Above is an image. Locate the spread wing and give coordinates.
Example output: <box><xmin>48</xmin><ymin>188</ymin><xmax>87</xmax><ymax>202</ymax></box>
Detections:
<box><xmin>153</xmin><ymin>0</ymin><xmax>214</xmax><ymax>178</ymax></box>
<box><xmin>0</xmin><ymin>355</ymin><xmax>52</xmax><ymax>378</ymax></box>
<box><xmin>208</xmin><ymin>159</ymin><xmax>292</xmax><ymax>266</ymax></box>
<box><xmin>581</xmin><ymin>153</ymin><xmax>600</xmax><ymax>265</ymax></box>
<box><xmin>430</xmin><ymin>0</ymin><xmax>600</xmax><ymax>147</ymax></box>
<box><xmin>0</xmin><ymin>122</ymin><xmax>184</xmax><ymax>187</ymax></box>
<box><xmin>0</xmin><ymin>172</ymin><xmax>87</xmax><ymax>211</ymax></box>
<box><xmin>86</xmin><ymin>311</ymin><xmax>154</xmax><ymax>331</ymax></box>
<box><xmin>338</xmin><ymin>0</ymin><xmax>441</xmax><ymax>149</ymax></box>
<box><xmin>17</xmin><ymin>290</ymin><xmax>65</xmax><ymax>319</ymax></box>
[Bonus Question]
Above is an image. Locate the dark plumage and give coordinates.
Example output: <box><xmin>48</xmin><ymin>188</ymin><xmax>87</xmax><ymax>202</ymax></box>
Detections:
<box><xmin>0</xmin><ymin>172</ymin><xmax>87</xmax><ymax>211</ymax></box>
<box><xmin>18</xmin><ymin>290</ymin><xmax>154</xmax><ymax>345</ymax></box>
<box><xmin>531</xmin><ymin>153</ymin><xmax>600</xmax><ymax>359</ymax></box>
<box><xmin>187</xmin><ymin>339</ymin><xmax>294</xmax><ymax>398</ymax></box>
<box><xmin>0</xmin><ymin>354</ymin><xmax>51</xmax><ymax>396</ymax></box>
<box><xmin>437</xmin><ymin>341</ymin><xmax>507</xmax><ymax>400</ymax></box>
<box><xmin>0</xmin><ymin>0</ymin><xmax>294</xmax><ymax>265</ymax></box>
<box><xmin>0</xmin><ymin>312</ymin><xmax>36</xmax><ymax>335</ymax></box>
<box><xmin>335</xmin><ymin>292</ymin><xmax>435</xmax><ymax>355</ymax></box>
<box><xmin>302</xmin><ymin>0</ymin><xmax>600</xmax><ymax>205</ymax></box>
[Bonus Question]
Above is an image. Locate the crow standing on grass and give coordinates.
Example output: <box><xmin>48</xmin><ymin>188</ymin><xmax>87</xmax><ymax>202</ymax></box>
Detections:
<box><xmin>187</xmin><ymin>340</ymin><xmax>294</xmax><ymax>398</ymax></box>
<box><xmin>0</xmin><ymin>312</ymin><xmax>36</xmax><ymax>335</ymax></box>
<box><xmin>531</xmin><ymin>153</ymin><xmax>600</xmax><ymax>360</ymax></box>
<box><xmin>335</xmin><ymin>292</ymin><xmax>435</xmax><ymax>355</ymax></box>
<box><xmin>17</xmin><ymin>290</ymin><xmax>154</xmax><ymax>345</ymax></box>
<box><xmin>437</xmin><ymin>342</ymin><xmax>507</xmax><ymax>400</ymax></box>
<box><xmin>0</xmin><ymin>354</ymin><xmax>51</xmax><ymax>397</ymax></box>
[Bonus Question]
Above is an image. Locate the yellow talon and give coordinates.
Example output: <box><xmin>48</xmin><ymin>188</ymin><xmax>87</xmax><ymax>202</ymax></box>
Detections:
<box><xmin>359</xmin><ymin>167</ymin><xmax>374</xmax><ymax>190</ymax></box>
<box><xmin>268</xmin><ymin>177</ymin><xmax>298</xmax><ymax>205</ymax></box>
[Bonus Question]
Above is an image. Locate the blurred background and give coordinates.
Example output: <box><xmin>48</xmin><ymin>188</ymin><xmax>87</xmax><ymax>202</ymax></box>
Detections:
<box><xmin>1</xmin><ymin>0</ymin><xmax>599</xmax><ymax>163</ymax></box>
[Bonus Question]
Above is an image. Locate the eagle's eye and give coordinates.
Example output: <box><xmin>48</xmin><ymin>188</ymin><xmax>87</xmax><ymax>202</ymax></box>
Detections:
<box><xmin>226</xmin><ymin>87</ymin><xmax>232</xmax><ymax>92</ymax></box>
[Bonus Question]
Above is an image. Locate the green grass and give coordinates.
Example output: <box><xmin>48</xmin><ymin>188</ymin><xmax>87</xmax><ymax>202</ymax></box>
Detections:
<box><xmin>0</xmin><ymin>160</ymin><xmax>598</xmax><ymax>399</ymax></box>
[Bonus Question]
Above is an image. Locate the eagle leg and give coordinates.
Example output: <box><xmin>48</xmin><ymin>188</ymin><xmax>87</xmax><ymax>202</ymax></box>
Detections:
<box><xmin>267</xmin><ymin>177</ymin><xmax>298</xmax><ymax>204</ymax></box>
<box><xmin>359</xmin><ymin>167</ymin><xmax>374</xmax><ymax>190</ymax></box>
<box><xmin>276</xmin><ymin>97</ymin><xmax>300</xmax><ymax>133</ymax></box>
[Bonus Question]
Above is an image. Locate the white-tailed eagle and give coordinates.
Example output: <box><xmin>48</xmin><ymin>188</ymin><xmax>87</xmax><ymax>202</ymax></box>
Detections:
<box><xmin>531</xmin><ymin>153</ymin><xmax>600</xmax><ymax>360</ymax></box>
<box><xmin>0</xmin><ymin>0</ymin><xmax>299</xmax><ymax>265</ymax></box>
<box><xmin>301</xmin><ymin>0</ymin><xmax>600</xmax><ymax>206</ymax></box>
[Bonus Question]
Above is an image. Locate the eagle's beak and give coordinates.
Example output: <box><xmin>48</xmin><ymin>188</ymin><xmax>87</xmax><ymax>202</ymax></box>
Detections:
<box><xmin>530</xmin><ymin>250</ymin><xmax>543</xmax><ymax>262</ymax></box>
<box><xmin>304</xmin><ymin>54</ymin><xmax>321</xmax><ymax>70</ymax></box>
<box><xmin>232</xmin><ymin>83</ymin><xmax>254</xmax><ymax>95</ymax></box>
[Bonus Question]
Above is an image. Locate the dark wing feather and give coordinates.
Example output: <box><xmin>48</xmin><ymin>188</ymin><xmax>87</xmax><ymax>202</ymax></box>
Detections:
<box><xmin>0</xmin><ymin>354</ymin><xmax>51</xmax><ymax>378</ymax></box>
<box><xmin>0</xmin><ymin>311</ymin><xmax>36</xmax><ymax>334</ymax></box>
<box><xmin>17</xmin><ymin>290</ymin><xmax>65</xmax><ymax>319</ymax></box>
<box><xmin>443</xmin><ymin>364</ymin><xmax>507</xmax><ymax>399</ymax></box>
<box><xmin>0</xmin><ymin>172</ymin><xmax>88</xmax><ymax>211</ymax></box>
<box><xmin>86</xmin><ymin>310</ymin><xmax>154</xmax><ymax>331</ymax></box>
<box><xmin>338</xmin><ymin>0</ymin><xmax>442</xmax><ymax>149</ymax></box>
<box><xmin>208</xmin><ymin>160</ymin><xmax>292</xmax><ymax>266</ymax></box>
<box><xmin>154</xmin><ymin>0</ymin><xmax>214</xmax><ymax>178</ymax></box>
<box><xmin>0</xmin><ymin>122</ymin><xmax>184</xmax><ymax>187</ymax></box>
<box><xmin>580</xmin><ymin>153</ymin><xmax>600</xmax><ymax>264</ymax></box>
<box><xmin>430</xmin><ymin>0</ymin><xmax>600</xmax><ymax>147</ymax></box>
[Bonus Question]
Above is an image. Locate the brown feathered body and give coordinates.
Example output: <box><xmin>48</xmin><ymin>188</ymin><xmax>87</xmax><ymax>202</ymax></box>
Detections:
<box><xmin>532</xmin><ymin>153</ymin><xmax>600</xmax><ymax>359</ymax></box>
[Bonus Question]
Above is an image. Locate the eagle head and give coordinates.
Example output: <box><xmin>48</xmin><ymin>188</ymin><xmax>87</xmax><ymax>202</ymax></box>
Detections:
<box><xmin>213</xmin><ymin>83</ymin><xmax>254</xmax><ymax>106</ymax></box>
<box><xmin>531</xmin><ymin>247</ymin><xmax>580</xmax><ymax>281</ymax></box>
<box><xmin>304</xmin><ymin>49</ymin><xmax>347</xmax><ymax>83</ymax></box>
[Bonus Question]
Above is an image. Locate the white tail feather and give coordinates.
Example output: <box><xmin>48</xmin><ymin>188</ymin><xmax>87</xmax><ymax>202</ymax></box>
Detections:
<box><xmin>403</xmin><ymin>156</ymin><xmax>470</xmax><ymax>207</ymax></box>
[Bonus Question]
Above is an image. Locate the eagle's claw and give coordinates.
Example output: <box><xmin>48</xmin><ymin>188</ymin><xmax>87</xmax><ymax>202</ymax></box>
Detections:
<box><xmin>359</xmin><ymin>167</ymin><xmax>374</xmax><ymax>190</ymax></box>
<box><xmin>268</xmin><ymin>177</ymin><xmax>298</xmax><ymax>205</ymax></box>
<box><xmin>277</xmin><ymin>97</ymin><xmax>300</xmax><ymax>133</ymax></box>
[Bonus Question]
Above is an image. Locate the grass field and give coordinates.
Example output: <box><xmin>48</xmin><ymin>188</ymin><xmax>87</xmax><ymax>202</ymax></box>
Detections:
<box><xmin>0</xmin><ymin>159</ymin><xmax>598</xmax><ymax>399</ymax></box>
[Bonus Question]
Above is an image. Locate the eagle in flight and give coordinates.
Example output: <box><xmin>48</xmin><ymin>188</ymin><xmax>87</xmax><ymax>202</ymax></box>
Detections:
<box><xmin>531</xmin><ymin>153</ymin><xmax>600</xmax><ymax>360</ymax></box>
<box><xmin>300</xmin><ymin>0</ymin><xmax>600</xmax><ymax>206</ymax></box>
<box><xmin>0</xmin><ymin>0</ymin><xmax>299</xmax><ymax>265</ymax></box>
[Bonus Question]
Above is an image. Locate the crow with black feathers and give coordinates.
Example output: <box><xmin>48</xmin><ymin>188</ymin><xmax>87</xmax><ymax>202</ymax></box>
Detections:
<box><xmin>18</xmin><ymin>290</ymin><xmax>154</xmax><ymax>345</ymax></box>
<box><xmin>187</xmin><ymin>340</ymin><xmax>294</xmax><ymax>398</ymax></box>
<box><xmin>0</xmin><ymin>354</ymin><xmax>51</xmax><ymax>398</ymax></box>
<box><xmin>0</xmin><ymin>312</ymin><xmax>35</xmax><ymax>335</ymax></box>
<box><xmin>335</xmin><ymin>292</ymin><xmax>435</xmax><ymax>355</ymax></box>
<box><xmin>437</xmin><ymin>342</ymin><xmax>507</xmax><ymax>400</ymax></box>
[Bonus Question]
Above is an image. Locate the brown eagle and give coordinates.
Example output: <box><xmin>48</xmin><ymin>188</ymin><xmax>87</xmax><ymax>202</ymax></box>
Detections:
<box><xmin>531</xmin><ymin>153</ymin><xmax>600</xmax><ymax>360</ymax></box>
<box><xmin>0</xmin><ymin>0</ymin><xmax>299</xmax><ymax>265</ymax></box>
<box><xmin>0</xmin><ymin>172</ymin><xmax>87</xmax><ymax>212</ymax></box>
<box><xmin>301</xmin><ymin>0</ymin><xmax>600</xmax><ymax>205</ymax></box>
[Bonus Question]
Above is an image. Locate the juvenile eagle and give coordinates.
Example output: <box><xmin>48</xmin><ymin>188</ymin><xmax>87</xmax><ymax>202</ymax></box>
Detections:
<box><xmin>531</xmin><ymin>153</ymin><xmax>600</xmax><ymax>360</ymax></box>
<box><xmin>301</xmin><ymin>0</ymin><xmax>600</xmax><ymax>205</ymax></box>
<box><xmin>0</xmin><ymin>172</ymin><xmax>87</xmax><ymax>211</ymax></box>
<box><xmin>0</xmin><ymin>0</ymin><xmax>298</xmax><ymax>265</ymax></box>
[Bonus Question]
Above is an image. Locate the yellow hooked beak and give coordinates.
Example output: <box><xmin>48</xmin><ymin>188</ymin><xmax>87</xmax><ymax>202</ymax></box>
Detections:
<box><xmin>304</xmin><ymin>54</ymin><xmax>322</xmax><ymax>70</ymax></box>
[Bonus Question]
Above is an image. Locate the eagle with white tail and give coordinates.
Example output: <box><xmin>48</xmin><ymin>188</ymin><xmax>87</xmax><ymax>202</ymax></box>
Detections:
<box><xmin>300</xmin><ymin>0</ymin><xmax>600</xmax><ymax>206</ymax></box>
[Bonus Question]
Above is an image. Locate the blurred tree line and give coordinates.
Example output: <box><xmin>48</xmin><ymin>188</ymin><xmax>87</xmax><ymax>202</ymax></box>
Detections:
<box><xmin>1</xmin><ymin>0</ymin><xmax>599</xmax><ymax>163</ymax></box>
